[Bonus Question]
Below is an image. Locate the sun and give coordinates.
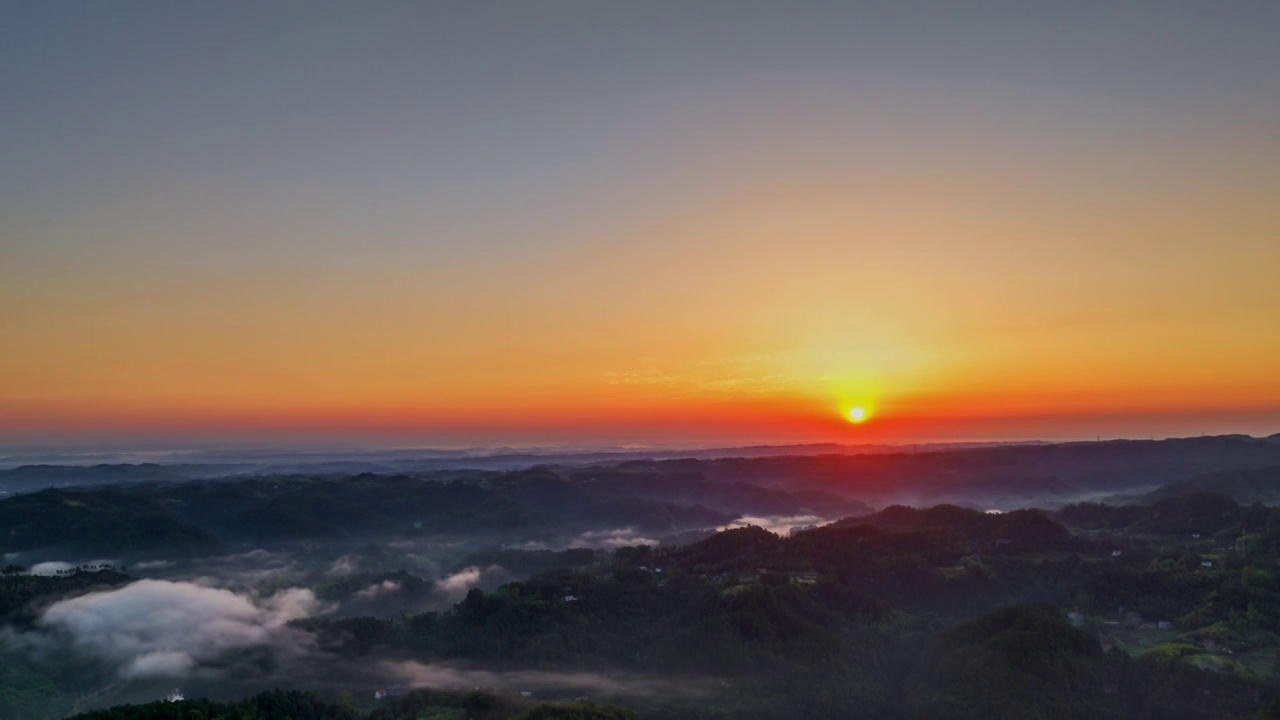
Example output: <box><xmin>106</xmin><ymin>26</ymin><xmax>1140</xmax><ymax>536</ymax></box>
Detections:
<box><xmin>847</xmin><ymin>407</ymin><xmax>867</xmax><ymax>423</ymax></box>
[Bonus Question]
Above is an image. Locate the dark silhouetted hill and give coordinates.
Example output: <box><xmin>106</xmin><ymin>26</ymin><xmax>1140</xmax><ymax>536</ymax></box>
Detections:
<box><xmin>1143</xmin><ymin>465</ymin><xmax>1280</xmax><ymax>505</ymax></box>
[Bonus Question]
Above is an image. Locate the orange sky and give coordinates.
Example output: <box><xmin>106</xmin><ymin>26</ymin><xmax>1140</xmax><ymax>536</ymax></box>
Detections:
<box><xmin>2</xmin><ymin>4</ymin><xmax>1279</xmax><ymax>448</ymax></box>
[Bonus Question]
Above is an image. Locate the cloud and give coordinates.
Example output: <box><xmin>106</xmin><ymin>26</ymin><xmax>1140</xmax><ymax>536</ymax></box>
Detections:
<box><xmin>516</xmin><ymin>529</ymin><xmax>660</xmax><ymax>552</ymax></box>
<box><xmin>429</xmin><ymin>566</ymin><xmax>511</xmax><ymax>606</ymax></box>
<box><xmin>343</xmin><ymin>569</ymin><xmax>506</xmax><ymax>616</ymax></box>
<box><xmin>434</xmin><ymin>567</ymin><xmax>486</xmax><ymax>602</ymax></box>
<box><xmin>384</xmin><ymin>660</ymin><xmax>714</xmax><ymax>701</ymax></box>
<box><xmin>386</xmin><ymin>660</ymin><xmax>627</xmax><ymax>693</ymax></box>
<box><xmin>188</xmin><ymin>549</ymin><xmax>297</xmax><ymax>590</ymax></box>
<box><xmin>329</xmin><ymin>555</ymin><xmax>360</xmax><ymax>576</ymax></box>
<box><xmin>437</xmin><ymin>567</ymin><xmax>482</xmax><ymax>593</ymax></box>
<box><xmin>571</xmin><ymin>528</ymin><xmax>659</xmax><ymax>549</ymax></box>
<box><xmin>355</xmin><ymin>580</ymin><xmax>401</xmax><ymax>599</ymax></box>
<box><xmin>35</xmin><ymin>580</ymin><xmax>320</xmax><ymax>679</ymax></box>
<box><xmin>29</xmin><ymin>562</ymin><xmax>75</xmax><ymax>576</ymax></box>
<box><xmin>9</xmin><ymin>580</ymin><xmax>713</xmax><ymax>704</ymax></box>
<box><xmin>405</xmin><ymin>554</ymin><xmax>441</xmax><ymax>575</ymax></box>
<box><xmin>28</xmin><ymin>559</ymin><xmax>120</xmax><ymax>576</ymax></box>
<box><xmin>718</xmin><ymin>515</ymin><xmax>826</xmax><ymax>536</ymax></box>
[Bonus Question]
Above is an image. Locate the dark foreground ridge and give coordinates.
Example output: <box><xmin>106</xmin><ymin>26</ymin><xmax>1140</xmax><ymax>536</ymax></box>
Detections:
<box><xmin>4</xmin><ymin>438</ymin><xmax>1280</xmax><ymax>719</ymax></box>
<box><xmin>67</xmin><ymin>689</ymin><xmax>638</xmax><ymax>720</ymax></box>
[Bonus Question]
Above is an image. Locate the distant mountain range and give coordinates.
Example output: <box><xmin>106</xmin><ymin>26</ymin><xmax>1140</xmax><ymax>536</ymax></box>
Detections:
<box><xmin>2</xmin><ymin>433</ymin><xmax>1277</xmax><ymax>497</ymax></box>
<box><xmin>0</xmin><ymin>439</ymin><xmax>1042</xmax><ymax>473</ymax></box>
<box><xmin>1143</xmin><ymin>465</ymin><xmax>1280</xmax><ymax>505</ymax></box>
<box><xmin>4</xmin><ymin>434</ymin><xmax>1280</xmax><ymax>561</ymax></box>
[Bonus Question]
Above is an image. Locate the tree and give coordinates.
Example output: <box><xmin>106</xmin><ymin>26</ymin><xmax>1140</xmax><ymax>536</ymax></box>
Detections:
<box><xmin>1</xmin><ymin>564</ymin><xmax>24</xmax><ymax>576</ymax></box>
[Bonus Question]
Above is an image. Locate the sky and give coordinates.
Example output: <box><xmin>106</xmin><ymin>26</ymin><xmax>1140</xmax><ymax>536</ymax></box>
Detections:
<box><xmin>2</xmin><ymin>1</ymin><xmax>1279</xmax><ymax>450</ymax></box>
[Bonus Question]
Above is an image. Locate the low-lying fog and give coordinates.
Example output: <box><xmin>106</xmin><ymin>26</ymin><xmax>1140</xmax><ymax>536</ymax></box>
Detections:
<box><xmin>1</xmin><ymin>514</ymin><xmax>820</xmax><ymax>711</ymax></box>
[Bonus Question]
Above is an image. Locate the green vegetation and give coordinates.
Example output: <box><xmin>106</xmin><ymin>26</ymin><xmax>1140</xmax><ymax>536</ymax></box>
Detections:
<box><xmin>0</xmin><ymin>567</ymin><xmax>132</xmax><ymax>622</ymax></box>
<box><xmin>289</xmin><ymin>505</ymin><xmax>1280</xmax><ymax>718</ymax></box>
<box><xmin>0</xmin><ymin>488</ymin><xmax>222</xmax><ymax>556</ymax></box>
<box><xmin>9</xmin><ymin>448</ymin><xmax>1280</xmax><ymax>718</ymax></box>
<box><xmin>0</xmin><ymin>472</ymin><xmax>760</xmax><ymax>557</ymax></box>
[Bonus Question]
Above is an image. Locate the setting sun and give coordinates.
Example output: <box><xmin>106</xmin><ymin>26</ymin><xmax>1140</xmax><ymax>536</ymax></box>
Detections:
<box><xmin>848</xmin><ymin>407</ymin><xmax>867</xmax><ymax>423</ymax></box>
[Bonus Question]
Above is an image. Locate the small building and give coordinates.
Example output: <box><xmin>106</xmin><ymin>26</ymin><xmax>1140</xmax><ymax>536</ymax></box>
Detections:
<box><xmin>1157</xmin><ymin>621</ymin><xmax>1173</xmax><ymax>630</ymax></box>
<box><xmin>564</xmin><ymin>595</ymin><xmax>578</xmax><ymax>602</ymax></box>
<box><xmin>520</xmin><ymin>691</ymin><xmax>534</xmax><ymax>698</ymax></box>
<box><xmin>374</xmin><ymin>690</ymin><xmax>386</xmax><ymax>700</ymax></box>
<box><xmin>1192</xmin><ymin>533</ymin><xmax>1201</xmax><ymax>539</ymax></box>
<box><xmin>1201</xmin><ymin>561</ymin><xmax>1213</xmax><ymax>568</ymax></box>
<box><xmin>1111</xmin><ymin>550</ymin><xmax>1123</xmax><ymax>557</ymax></box>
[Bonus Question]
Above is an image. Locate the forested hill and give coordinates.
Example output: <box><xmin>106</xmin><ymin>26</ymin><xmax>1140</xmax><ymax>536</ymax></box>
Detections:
<box><xmin>0</xmin><ymin>463</ymin><xmax>233</xmax><ymax>494</ymax></box>
<box><xmin>294</xmin><ymin>502</ymin><xmax>1280</xmax><ymax>719</ymax></box>
<box><xmin>13</xmin><ymin>498</ymin><xmax>1280</xmax><ymax>718</ymax></box>
<box><xmin>0</xmin><ymin>567</ymin><xmax>132</xmax><ymax>622</ymax></box>
<box><xmin>672</xmin><ymin>434</ymin><xmax>1280</xmax><ymax>503</ymax></box>
<box><xmin>1055</xmin><ymin>491</ymin><xmax>1277</xmax><ymax>536</ymax></box>
<box><xmin>6</xmin><ymin>434</ymin><xmax>1280</xmax><ymax>560</ymax></box>
<box><xmin>0</xmin><ymin>487</ymin><xmax>224</xmax><ymax>557</ymax></box>
<box><xmin>1143</xmin><ymin>465</ymin><xmax>1280</xmax><ymax>505</ymax></box>
<box><xmin>5</xmin><ymin>434</ymin><xmax>1280</xmax><ymax>504</ymax></box>
<box><xmin>0</xmin><ymin>471</ymin><xmax>863</xmax><ymax>558</ymax></box>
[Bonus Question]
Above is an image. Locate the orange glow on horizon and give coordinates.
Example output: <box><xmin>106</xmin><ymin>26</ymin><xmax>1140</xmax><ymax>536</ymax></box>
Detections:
<box><xmin>3</xmin><ymin>387</ymin><xmax>1277</xmax><ymax>448</ymax></box>
<box><xmin>4</xmin><ymin>3</ymin><xmax>1280</xmax><ymax>449</ymax></box>
<box><xmin>2</xmin><ymin>81</ymin><xmax>1279</xmax><ymax>447</ymax></box>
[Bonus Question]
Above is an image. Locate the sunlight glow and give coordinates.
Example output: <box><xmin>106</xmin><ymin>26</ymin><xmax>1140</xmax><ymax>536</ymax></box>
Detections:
<box><xmin>848</xmin><ymin>407</ymin><xmax>867</xmax><ymax>423</ymax></box>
